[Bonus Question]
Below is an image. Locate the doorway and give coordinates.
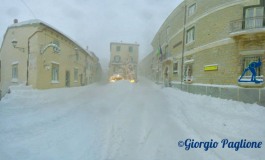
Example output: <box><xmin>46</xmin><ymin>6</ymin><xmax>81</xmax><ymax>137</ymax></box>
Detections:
<box><xmin>65</xmin><ymin>71</ymin><xmax>70</xmax><ymax>87</ymax></box>
<box><xmin>80</xmin><ymin>74</ymin><xmax>83</xmax><ymax>86</ymax></box>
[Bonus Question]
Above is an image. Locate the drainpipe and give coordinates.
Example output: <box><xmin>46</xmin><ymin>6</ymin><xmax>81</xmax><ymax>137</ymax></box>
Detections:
<box><xmin>181</xmin><ymin>4</ymin><xmax>187</xmax><ymax>90</ymax></box>
<box><xmin>26</xmin><ymin>29</ymin><xmax>43</xmax><ymax>86</ymax></box>
<box><xmin>158</xmin><ymin>31</ymin><xmax>162</xmax><ymax>83</ymax></box>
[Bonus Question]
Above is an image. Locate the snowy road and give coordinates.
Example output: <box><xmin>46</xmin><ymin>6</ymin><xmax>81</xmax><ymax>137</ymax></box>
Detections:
<box><xmin>0</xmin><ymin>78</ymin><xmax>265</xmax><ymax>160</ymax></box>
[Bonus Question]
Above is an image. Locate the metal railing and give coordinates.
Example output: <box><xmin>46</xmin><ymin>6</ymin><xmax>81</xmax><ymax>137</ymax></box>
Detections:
<box><xmin>230</xmin><ymin>16</ymin><xmax>265</xmax><ymax>33</ymax></box>
<box><xmin>160</xmin><ymin>52</ymin><xmax>172</xmax><ymax>61</ymax></box>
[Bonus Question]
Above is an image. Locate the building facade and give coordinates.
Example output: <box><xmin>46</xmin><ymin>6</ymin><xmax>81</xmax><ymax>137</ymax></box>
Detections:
<box><xmin>141</xmin><ymin>0</ymin><xmax>265</xmax><ymax>88</ymax></box>
<box><xmin>0</xmin><ymin>19</ymin><xmax>101</xmax><ymax>99</ymax></box>
<box><xmin>109</xmin><ymin>42</ymin><xmax>139</xmax><ymax>81</ymax></box>
<box><xmin>139</xmin><ymin>0</ymin><xmax>265</xmax><ymax>105</ymax></box>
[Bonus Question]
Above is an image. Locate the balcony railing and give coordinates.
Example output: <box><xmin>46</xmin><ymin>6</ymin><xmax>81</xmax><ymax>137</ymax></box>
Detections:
<box><xmin>160</xmin><ymin>52</ymin><xmax>172</xmax><ymax>62</ymax></box>
<box><xmin>230</xmin><ymin>16</ymin><xmax>265</xmax><ymax>33</ymax></box>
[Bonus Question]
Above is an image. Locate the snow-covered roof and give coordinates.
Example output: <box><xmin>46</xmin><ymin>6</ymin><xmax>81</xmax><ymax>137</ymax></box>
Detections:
<box><xmin>110</xmin><ymin>42</ymin><xmax>139</xmax><ymax>46</ymax></box>
<box><xmin>9</xmin><ymin>19</ymin><xmax>42</xmax><ymax>28</ymax></box>
<box><xmin>9</xmin><ymin>19</ymin><xmax>94</xmax><ymax>58</ymax></box>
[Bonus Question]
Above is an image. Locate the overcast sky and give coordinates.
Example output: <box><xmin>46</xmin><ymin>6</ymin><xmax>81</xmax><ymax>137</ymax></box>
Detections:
<box><xmin>1</xmin><ymin>0</ymin><xmax>183</xmax><ymax>64</ymax></box>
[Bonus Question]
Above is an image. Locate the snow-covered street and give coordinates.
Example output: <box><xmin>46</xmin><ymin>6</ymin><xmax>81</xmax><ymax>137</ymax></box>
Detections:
<box><xmin>0</xmin><ymin>78</ymin><xmax>265</xmax><ymax>160</ymax></box>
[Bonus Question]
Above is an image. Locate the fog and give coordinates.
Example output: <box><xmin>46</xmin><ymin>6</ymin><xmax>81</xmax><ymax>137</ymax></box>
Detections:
<box><xmin>0</xmin><ymin>0</ymin><xmax>183</xmax><ymax>63</ymax></box>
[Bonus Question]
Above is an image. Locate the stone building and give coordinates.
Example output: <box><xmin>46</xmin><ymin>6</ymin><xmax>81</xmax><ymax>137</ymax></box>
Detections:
<box><xmin>109</xmin><ymin>42</ymin><xmax>139</xmax><ymax>81</ymax></box>
<box><xmin>140</xmin><ymin>0</ymin><xmax>265</xmax><ymax>105</ymax></box>
<box><xmin>0</xmin><ymin>19</ymin><xmax>101</xmax><ymax>99</ymax></box>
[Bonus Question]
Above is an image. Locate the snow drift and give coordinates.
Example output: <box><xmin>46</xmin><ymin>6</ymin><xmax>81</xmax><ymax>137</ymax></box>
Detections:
<box><xmin>0</xmin><ymin>79</ymin><xmax>264</xmax><ymax>160</ymax></box>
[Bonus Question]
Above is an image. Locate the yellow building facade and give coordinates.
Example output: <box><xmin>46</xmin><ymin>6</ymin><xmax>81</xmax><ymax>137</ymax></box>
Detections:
<box><xmin>0</xmin><ymin>19</ymin><xmax>101</xmax><ymax>98</ymax></box>
<box><xmin>139</xmin><ymin>0</ymin><xmax>265</xmax><ymax>105</ymax></box>
<box><xmin>141</xmin><ymin>0</ymin><xmax>265</xmax><ymax>88</ymax></box>
<box><xmin>109</xmin><ymin>42</ymin><xmax>139</xmax><ymax>81</ymax></box>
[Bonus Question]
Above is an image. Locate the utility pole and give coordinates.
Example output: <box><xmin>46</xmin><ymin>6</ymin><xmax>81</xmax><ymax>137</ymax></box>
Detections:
<box><xmin>181</xmin><ymin>4</ymin><xmax>187</xmax><ymax>90</ymax></box>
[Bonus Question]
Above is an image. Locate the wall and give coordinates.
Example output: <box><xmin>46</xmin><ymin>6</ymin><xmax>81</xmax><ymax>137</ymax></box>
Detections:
<box><xmin>140</xmin><ymin>0</ymin><xmax>265</xmax><ymax>106</ymax></box>
<box><xmin>0</xmin><ymin>25</ymin><xmax>38</xmax><ymax>96</ymax></box>
<box><xmin>0</xmin><ymin>20</ymin><xmax>101</xmax><ymax>99</ymax></box>
<box><xmin>109</xmin><ymin>42</ymin><xmax>139</xmax><ymax>78</ymax></box>
<box><xmin>146</xmin><ymin>0</ymin><xmax>265</xmax><ymax>87</ymax></box>
<box><xmin>171</xmin><ymin>82</ymin><xmax>265</xmax><ymax>106</ymax></box>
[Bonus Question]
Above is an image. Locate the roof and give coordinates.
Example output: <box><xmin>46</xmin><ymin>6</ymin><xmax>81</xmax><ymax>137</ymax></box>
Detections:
<box><xmin>9</xmin><ymin>19</ymin><xmax>94</xmax><ymax>58</ymax></box>
<box><xmin>9</xmin><ymin>19</ymin><xmax>43</xmax><ymax>28</ymax></box>
<box><xmin>110</xmin><ymin>42</ymin><xmax>140</xmax><ymax>46</ymax></box>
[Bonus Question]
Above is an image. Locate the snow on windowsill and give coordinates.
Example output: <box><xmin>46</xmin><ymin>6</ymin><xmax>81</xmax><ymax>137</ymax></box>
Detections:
<box><xmin>11</xmin><ymin>79</ymin><xmax>18</xmax><ymax>83</ymax></box>
<box><xmin>51</xmin><ymin>80</ymin><xmax>60</xmax><ymax>84</ymax></box>
<box><xmin>12</xmin><ymin>61</ymin><xmax>19</xmax><ymax>65</ymax></box>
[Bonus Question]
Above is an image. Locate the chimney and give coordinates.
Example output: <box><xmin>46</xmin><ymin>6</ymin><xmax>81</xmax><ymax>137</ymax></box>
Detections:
<box><xmin>14</xmin><ymin>19</ymin><xmax>18</xmax><ymax>24</ymax></box>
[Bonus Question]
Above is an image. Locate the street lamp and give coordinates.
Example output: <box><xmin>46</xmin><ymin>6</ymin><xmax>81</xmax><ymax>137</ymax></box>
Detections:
<box><xmin>11</xmin><ymin>39</ymin><xmax>25</xmax><ymax>52</ymax></box>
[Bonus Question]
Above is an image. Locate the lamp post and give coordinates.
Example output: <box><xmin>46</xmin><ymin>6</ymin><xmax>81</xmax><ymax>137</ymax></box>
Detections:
<box><xmin>181</xmin><ymin>4</ymin><xmax>187</xmax><ymax>90</ymax></box>
<box><xmin>25</xmin><ymin>30</ymin><xmax>44</xmax><ymax>85</ymax></box>
<box><xmin>12</xmin><ymin>30</ymin><xmax>43</xmax><ymax>85</ymax></box>
<box><xmin>11</xmin><ymin>39</ymin><xmax>25</xmax><ymax>52</ymax></box>
<box><xmin>26</xmin><ymin>30</ymin><xmax>60</xmax><ymax>85</ymax></box>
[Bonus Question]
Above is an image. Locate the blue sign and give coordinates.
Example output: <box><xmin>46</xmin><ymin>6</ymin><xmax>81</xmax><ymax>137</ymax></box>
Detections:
<box><xmin>238</xmin><ymin>58</ymin><xmax>263</xmax><ymax>84</ymax></box>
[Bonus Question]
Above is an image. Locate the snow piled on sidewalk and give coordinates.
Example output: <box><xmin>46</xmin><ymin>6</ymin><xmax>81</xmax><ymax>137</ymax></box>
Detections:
<box><xmin>0</xmin><ymin>79</ymin><xmax>264</xmax><ymax>160</ymax></box>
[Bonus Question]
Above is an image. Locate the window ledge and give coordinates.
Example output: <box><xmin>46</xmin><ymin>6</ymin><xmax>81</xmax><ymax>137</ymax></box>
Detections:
<box><xmin>11</xmin><ymin>79</ymin><xmax>18</xmax><ymax>83</ymax></box>
<box><xmin>185</xmin><ymin>40</ymin><xmax>195</xmax><ymax>46</ymax></box>
<box><xmin>51</xmin><ymin>80</ymin><xmax>60</xmax><ymax>84</ymax></box>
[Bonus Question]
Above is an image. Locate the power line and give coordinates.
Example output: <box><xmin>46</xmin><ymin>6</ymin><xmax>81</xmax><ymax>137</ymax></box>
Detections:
<box><xmin>20</xmin><ymin>0</ymin><xmax>37</xmax><ymax>19</ymax></box>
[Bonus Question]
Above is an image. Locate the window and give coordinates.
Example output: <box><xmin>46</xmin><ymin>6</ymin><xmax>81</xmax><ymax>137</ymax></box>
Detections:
<box><xmin>114</xmin><ymin>67</ymin><xmax>121</xmax><ymax>73</ymax></box>
<box><xmin>129</xmin><ymin>46</ymin><xmax>133</xmax><ymax>53</ymax></box>
<box><xmin>76</xmin><ymin>53</ymin><xmax>79</xmax><ymax>61</ymax></box>
<box><xmin>166</xmin><ymin>27</ymin><xmax>170</xmax><ymax>41</ymax></box>
<box><xmin>186</xmin><ymin>27</ymin><xmax>195</xmax><ymax>44</ymax></box>
<box><xmin>114</xmin><ymin>55</ymin><xmax>121</xmax><ymax>63</ymax></box>
<box><xmin>12</xmin><ymin>64</ymin><xmax>18</xmax><ymax>81</ymax></box>
<box><xmin>51</xmin><ymin>63</ymin><xmax>59</xmax><ymax>82</ymax></box>
<box><xmin>242</xmin><ymin>56</ymin><xmax>262</xmax><ymax>76</ymax></box>
<box><xmin>167</xmin><ymin>27</ymin><xmax>170</xmax><ymax>36</ymax></box>
<box><xmin>116</xmin><ymin>46</ymin><xmax>121</xmax><ymax>52</ymax></box>
<box><xmin>245</xmin><ymin>7</ymin><xmax>264</xmax><ymax>29</ymax></box>
<box><xmin>173</xmin><ymin>62</ymin><xmax>178</xmax><ymax>74</ymax></box>
<box><xmin>188</xmin><ymin>3</ymin><xmax>196</xmax><ymax>16</ymax></box>
<box><xmin>86</xmin><ymin>62</ymin><xmax>90</xmax><ymax>69</ymax></box>
<box><xmin>74</xmin><ymin>68</ymin><xmax>78</xmax><ymax>82</ymax></box>
<box><xmin>164</xmin><ymin>66</ymin><xmax>169</xmax><ymax>78</ymax></box>
<box><xmin>184</xmin><ymin>64</ymin><xmax>193</xmax><ymax>82</ymax></box>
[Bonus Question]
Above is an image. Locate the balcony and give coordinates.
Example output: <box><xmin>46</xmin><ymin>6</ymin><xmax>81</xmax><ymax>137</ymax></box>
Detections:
<box><xmin>161</xmin><ymin>52</ymin><xmax>172</xmax><ymax>62</ymax></box>
<box><xmin>229</xmin><ymin>16</ymin><xmax>265</xmax><ymax>37</ymax></box>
